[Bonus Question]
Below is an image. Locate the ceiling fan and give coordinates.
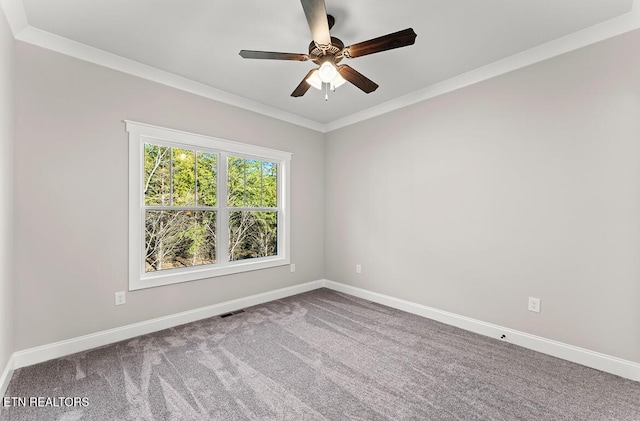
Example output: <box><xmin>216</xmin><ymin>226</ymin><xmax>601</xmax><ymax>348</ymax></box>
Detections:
<box><xmin>239</xmin><ymin>0</ymin><xmax>417</xmax><ymax>98</ymax></box>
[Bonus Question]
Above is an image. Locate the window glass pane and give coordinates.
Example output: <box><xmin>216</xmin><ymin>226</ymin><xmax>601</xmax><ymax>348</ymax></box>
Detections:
<box><xmin>245</xmin><ymin>159</ymin><xmax>262</xmax><ymax>208</ymax></box>
<box><xmin>172</xmin><ymin>148</ymin><xmax>195</xmax><ymax>206</ymax></box>
<box><xmin>227</xmin><ymin>157</ymin><xmax>278</xmax><ymax>208</ymax></box>
<box><xmin>193</xmin><ymin>210</ymin><xmax>217</xmax><ymax>266</ymax></box>
<box><xmin>196</xmin><ymin>152</ymin><xmax>217</xmax><ymax>207</ymax></box>
<box><xmin>145</xmin><ymin>210</ymin><xmax>216</xmax><ymax>272</ymax></box>
<box><xmin>144</xmin><ymin>144</ymin><xmax>171</xmax><ymax>206</ymax></box>
<box><xmin>262</xmin><ymin>161</ymin><xmax>277</xmax><ymax>208</ymax></box>
<box><xmin>229</xmin><ymin>211</ymin><xmax>278</xmax><ymax>261</ymax></box>
<box><xmin>228</xmin><ymin>156</ymin><xmax>245</xmax><ymax>207</ymax></box>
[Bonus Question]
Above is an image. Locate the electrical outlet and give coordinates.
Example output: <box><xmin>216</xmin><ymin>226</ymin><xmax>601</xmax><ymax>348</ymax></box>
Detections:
<box><xmin>115</xmin><ymin>291</ymin><xmax>126</xmax><ymax>306</ymax></box>
<box><xmin>356</xmin><ymin>264</ymin><xmax>362</xmax><ymax>274</ymax></box>
<box><xmin>528</xmin><ymin>297</ymin><xmax>540</xmax><ymax>313</ymax></box>
<box><xmin>290</xmin><ymin>263</ymin><xmax>296</xmax><ymax>273</ymax></box>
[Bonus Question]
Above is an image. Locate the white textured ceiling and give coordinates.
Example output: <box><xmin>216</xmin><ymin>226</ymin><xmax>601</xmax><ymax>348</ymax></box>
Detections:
<box><xmin>4</xmin><ymin>0</ymin><xmax>639</xmax><ymax>130</ymax></box>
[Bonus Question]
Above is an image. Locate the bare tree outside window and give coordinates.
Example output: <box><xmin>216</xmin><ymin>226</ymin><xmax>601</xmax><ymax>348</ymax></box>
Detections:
<box><xmin>227</xmin><ymin>156</ymin><xmax>278</xmax><ymax>261</ymax></box>
<box><xmin>144</xmin><ymin>144</ymin><xmax>217</xmax><ymax>272</ymax></box>
<box><xmin>128</xmin><ymin>121</ymin><xmax>291</xmax><ymax>290</ymax></box>
<box><xmin>143</xmin><ymin>145</ymin><xmax>278</xmax><ymax>272</ymax></box>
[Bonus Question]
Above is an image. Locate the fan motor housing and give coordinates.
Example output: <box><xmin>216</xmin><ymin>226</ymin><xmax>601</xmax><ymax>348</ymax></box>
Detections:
<box><xmin>308</xmin><ymin>37</ymin><xmax>345</xmax><ymax>64</ymax></box>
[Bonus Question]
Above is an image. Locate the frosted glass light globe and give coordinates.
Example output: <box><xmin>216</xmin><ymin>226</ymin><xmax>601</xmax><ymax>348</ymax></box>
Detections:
<box><xmin>318</xmin><ymin>61</ymin><xmax>337</xmax><ymax>83</ymax></box>
<box><xmin>306</xmin><ymin>70</ymin><xmax>322</xmax><ymax>90</ymax></box>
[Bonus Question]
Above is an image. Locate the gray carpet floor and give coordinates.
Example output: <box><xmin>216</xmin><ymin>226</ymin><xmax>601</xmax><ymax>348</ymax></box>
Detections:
<box><xmin>1</xmin><ymin>288</ymin><xmax>639</xmax><ymax>420</ymax></box>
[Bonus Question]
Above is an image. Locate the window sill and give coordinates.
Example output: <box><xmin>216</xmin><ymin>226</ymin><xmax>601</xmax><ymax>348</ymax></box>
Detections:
<box><xmin>130</xmin><ymin>256</ymin><xmax>290</xmax><ymax>291</ymax></box>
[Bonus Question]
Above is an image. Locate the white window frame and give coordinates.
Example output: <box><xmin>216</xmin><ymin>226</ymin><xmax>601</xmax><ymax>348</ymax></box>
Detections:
<box><xmin>126</xmin><ymin>121</ymin><xmax>291</xmax><ymax>290</ymax></box>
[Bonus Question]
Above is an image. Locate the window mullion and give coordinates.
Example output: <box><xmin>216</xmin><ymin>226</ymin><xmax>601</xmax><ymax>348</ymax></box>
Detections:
<box><xmin>218</xmin><ymin>152</ymin><xmax>229</xmax><ymax>264</ymax></box>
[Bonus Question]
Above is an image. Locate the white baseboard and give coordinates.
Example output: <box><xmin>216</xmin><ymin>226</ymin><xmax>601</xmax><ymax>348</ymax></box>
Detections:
<box><xmin>7</xmin><ymin>278</ymin><xmax>640</xmax><ymax>385</ymax></box>
<box><xmin>323</xmin><ymin>280</ymin><xmax>640</xmax><ymax>383</ymax></box>
<box><xmin>0</xmin><ymin>354</ymin><xmax>14</xmax><ymax>398</ymax></box>
<box><xmin>12</xmin><ymin>280</ymin><xmax>324</xmax><ymax>369</ymax></box>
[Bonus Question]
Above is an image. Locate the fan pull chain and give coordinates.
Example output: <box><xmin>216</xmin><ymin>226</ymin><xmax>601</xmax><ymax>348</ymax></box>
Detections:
<box><xmin>325</xmin><ymin>83</ymin><xmax>329</xmax><ymax>101</ymax></box>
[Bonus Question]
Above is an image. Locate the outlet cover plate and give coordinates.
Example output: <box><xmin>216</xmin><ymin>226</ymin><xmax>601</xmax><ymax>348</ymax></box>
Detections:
<box><xmin>115</xmin><ymin>291</ymin><xmax>126</xmax><ymax>306</ymax></box>
<box><xmin>528</xmin><ymin>297</ymin><xmax>541</xmax><ymax>313</ymax></box>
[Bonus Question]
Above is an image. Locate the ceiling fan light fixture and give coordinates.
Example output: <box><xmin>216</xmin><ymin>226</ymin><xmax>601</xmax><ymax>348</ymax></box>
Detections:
<box><xmin>307</xmin><ymin>67</ymin><xmax>347</xmax><ymax>92</ymax></box>
<box><xmin>318</xmin><ymin>61</ymin><xmax>338</xmax><ymax>83</ymax></box>
<box><xmin>330</xmin><ymin>73</ymin><xmax>347</xmax><ymax>90</ymax></box>
<box><xmin>240</xmin><ymin>2</ymin><xmax>417</xmax><ymax>99</ymax></box>
<box><xmin>306</xmin><ymin>69</ymin><xmax>323</xmax><ymax>90</ymax></box>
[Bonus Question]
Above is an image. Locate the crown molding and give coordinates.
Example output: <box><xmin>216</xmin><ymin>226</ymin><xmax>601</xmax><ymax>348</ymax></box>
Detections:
<box><xmin>324</xmin><ymin>2</ymin><xmax>640</xmax><ymax>132</ymax></box>
<box><xmin>14</xmin><ymin>26</ymin><xmax>326</xmax><ymax>132</ymax></box>
<box><xmin>2</xmin><ymin>0</ymin><xmax>640</xmax><ymax>134</ymax></box>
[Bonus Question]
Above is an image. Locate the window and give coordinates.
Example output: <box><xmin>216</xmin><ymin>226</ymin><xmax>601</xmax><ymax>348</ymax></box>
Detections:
<box><xmin>127</xmin><ymin>121</ymin><xmax>291</xmax><ymax>290</ymax></box>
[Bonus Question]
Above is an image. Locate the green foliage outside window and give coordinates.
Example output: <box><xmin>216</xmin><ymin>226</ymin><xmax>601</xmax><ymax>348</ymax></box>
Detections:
<box><xmin>228</xmin><ymin>156</ymin><xmax>278</xmax><ymax>261</ymax></box>
<box><xmin>143</xmin><ymin>144</ymin><xmax>278</xmax><ymax>272</ymax></box>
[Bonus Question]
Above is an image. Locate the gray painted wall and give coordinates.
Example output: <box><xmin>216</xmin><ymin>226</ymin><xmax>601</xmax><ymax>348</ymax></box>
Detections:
<box><xmin>0</xmin><ymin>6</ymin><xmax>14</xmax><ymax>374</ymax></box>
<box><xmin>325</xmin><ymin>29</ymin><xmax>640</xmax><ymax>363</ymax></box>
<box><xmin>13</xmin><ymin>42</ymin><xmax>325</xmax><ymax>351</ymax></box>
<box><xmin>7</xmin><ymin>17</ymin><xmax>640</xmax><ymax>368</ymax></box>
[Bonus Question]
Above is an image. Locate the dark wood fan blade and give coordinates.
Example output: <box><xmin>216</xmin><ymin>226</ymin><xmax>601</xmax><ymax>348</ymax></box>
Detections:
<box><xmin>344</xmin><ymin>28</ymin><xmax>417</xmax><ymax>58</ymax></box>
<box><xmin>337</xmin><ymin>65</ymin><xmax>378</xmax><ymax>93</ymax></box>
<box><xmin>239</xmin><ymin>50</ymin><xmax>309</xmax><ymax>61</ymax></box>
<box><xmin>300</xmin><ymin>0</ymin><xmax>331</xmax><ymax>46</ymax></box>
<box><xmin>291</xmin><ymin>69</ymin><xmax>317</xmax><ymax>97</ymax></box>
